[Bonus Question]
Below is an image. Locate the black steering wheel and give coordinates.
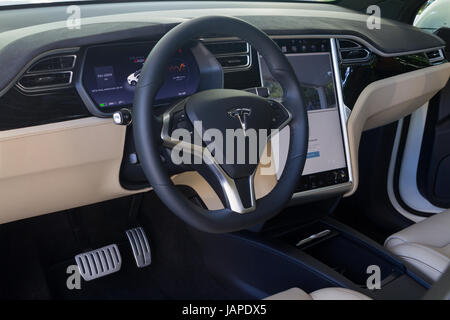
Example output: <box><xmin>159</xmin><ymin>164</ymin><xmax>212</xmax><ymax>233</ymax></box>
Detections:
<box><xmin>133</xmin><ymin>16</ymin><xmax>308</xmax><ymax>233</ymax></box>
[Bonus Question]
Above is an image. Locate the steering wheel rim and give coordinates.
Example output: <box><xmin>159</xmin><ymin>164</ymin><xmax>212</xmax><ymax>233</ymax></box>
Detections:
<box><xmin>133</xmin><ymin>15</ymin><xmax>308</xmax><ymax>233</ymax></box>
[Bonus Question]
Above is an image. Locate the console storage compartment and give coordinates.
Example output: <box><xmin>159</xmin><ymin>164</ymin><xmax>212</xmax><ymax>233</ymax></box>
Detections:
<box><xmin>280</xmin><ymin>222</ymin><xmax>402</xmax><ymax>286</ymax></box>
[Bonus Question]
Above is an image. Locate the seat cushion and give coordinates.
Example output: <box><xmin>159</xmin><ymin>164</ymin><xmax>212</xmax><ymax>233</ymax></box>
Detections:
<box><xmin>265</xmin><ymin>287</ymin><xmax>371</xmax><ymax>300</ymax></box>
<box><xmin>310</xmin><ymin>287</ymin><xmax>372</xmax><ymax>300</ymax></box>
<box><xmin>264</xmin><ymin>287</ymin><xmax>312</xmax><ymax>300</ymax></box>
<box><xmin>385</xmin><ymin>211</ymin><xmax>450</xmax><ymax>282</ymax></box>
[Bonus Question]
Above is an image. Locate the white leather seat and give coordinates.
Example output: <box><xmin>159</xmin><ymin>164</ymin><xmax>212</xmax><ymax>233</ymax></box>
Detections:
<box><xmin>265</xmin><ymin>287</ymin><xmax>371</xmax><ymax>300</ymax></box>
<box><xmin>385</xmin><ymin>211</ymin><xmax>450</xmax><ymax>282</ymax></box>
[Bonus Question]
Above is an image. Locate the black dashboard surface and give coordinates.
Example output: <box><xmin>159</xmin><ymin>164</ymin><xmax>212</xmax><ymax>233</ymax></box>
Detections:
<box><xmin>0</xmin><ymin>1</ymin><xmax>445</xmax><ymax>96</ymax></box>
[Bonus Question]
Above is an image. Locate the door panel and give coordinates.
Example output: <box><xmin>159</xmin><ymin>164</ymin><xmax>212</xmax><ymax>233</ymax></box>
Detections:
<box><xmin>416</xmin><ymin>27</ymin><xmax>450</xmax><ymax>208</ymax></box>
<box><xmin>418</xmin><ymin>80</ymin><xmax>450</xmax><ymax>207</ymax></box>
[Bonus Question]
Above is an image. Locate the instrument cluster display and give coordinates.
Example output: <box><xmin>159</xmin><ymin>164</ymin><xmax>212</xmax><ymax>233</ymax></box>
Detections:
<box><xmin>82</xmin><ymin>42</ymin><xmax>200</xmax><ymax>110</ymax></box>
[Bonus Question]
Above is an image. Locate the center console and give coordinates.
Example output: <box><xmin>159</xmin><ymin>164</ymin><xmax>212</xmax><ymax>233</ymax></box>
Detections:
<box><xmin>192</xmin><ymin>214</ymin><xmax>430</xmax><ymax>299</ymax></box>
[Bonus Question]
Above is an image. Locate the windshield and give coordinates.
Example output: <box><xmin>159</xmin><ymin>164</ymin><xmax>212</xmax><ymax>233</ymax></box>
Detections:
<box><xmin>0</xmin><ymin>0</ymin><xmax>78</xmax><ymax>5</ymax></box>
<box><xmin>414</xmin><ymin>0</ymin><xmax>450</xmax><ymax>32</ymax></box>
<box><xmin>0</xmin><ymin>0</ymin><xmax>336</xmax><ymax>7</ymax></box>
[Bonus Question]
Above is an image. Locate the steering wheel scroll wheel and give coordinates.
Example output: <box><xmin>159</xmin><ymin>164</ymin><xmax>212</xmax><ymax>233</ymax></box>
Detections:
<box><xmin>133</xmin><ymin>16</ymin><xmax>308</xmax><ymax>233</ymax></box>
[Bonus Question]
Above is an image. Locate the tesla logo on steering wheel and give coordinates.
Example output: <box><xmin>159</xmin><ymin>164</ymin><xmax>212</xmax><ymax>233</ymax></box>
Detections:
<box><xmin>228</xmin><ymin>107</ymin><xmax>251</xmax><ymax>131</ymax></box>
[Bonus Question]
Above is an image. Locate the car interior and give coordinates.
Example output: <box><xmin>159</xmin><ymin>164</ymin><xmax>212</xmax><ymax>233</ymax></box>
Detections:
<box><xmin>0</xmin><ymin>0</ymin><xmax>449</xmax><ymax>300</ymax></box>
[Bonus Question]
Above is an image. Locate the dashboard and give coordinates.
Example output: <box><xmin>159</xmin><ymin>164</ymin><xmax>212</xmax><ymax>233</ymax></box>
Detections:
<box><xmin>8</xmin><ymin>34</ymin><xmax>446</xmax><ymax>200</ymax></box>
<box><xmin>0</xmin><ymin>1</ymin><xmax>448</xmax><ymax>223</ymax></box>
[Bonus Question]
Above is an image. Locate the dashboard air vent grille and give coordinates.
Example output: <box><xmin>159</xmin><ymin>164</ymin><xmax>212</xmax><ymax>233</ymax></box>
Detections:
<box><xmin>425</xmin><ymin>49</ymin><xmax>445</xmax><ymax>64</ymax></box>
<box><xmin>28</xmin><ymin>55</ymin><xmax>76</xmax><ymax>73</ymax></box>
<box><xmin>203</xmin><ymin>41</ymin><xmax>251</xmax><ymax>72</ymax></box>
<box><xmin>338</xmin><ymin>40</ymin><xmax>360</xmax><ymax>49</ymax></box>
<box><xmin>337</xmin><ymin>39</ymin><xmax>372</xmax><ymax>64</ymax></box>
<box><xmin>17</xmin><ymin>54</ymin><xmax>77</xmax><ymax>92</ymax></box>
<box><xmin>18</xmin><ymin>72</ymin><xmax>73</xmax><ymax>90</ymax></box>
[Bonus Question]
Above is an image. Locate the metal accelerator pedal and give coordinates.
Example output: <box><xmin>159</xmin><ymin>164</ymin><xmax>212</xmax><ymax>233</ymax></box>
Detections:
<box><xmin>125</xmin><ymin>227</ymin><xmax>152</xmax><ymax>268</ymax></box>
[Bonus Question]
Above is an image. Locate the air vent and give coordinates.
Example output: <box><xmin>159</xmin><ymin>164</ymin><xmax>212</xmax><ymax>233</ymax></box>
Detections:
<box><xmin>203</xmin><ymin>41</ymin><xmax>251</xmax><ymax>72</ymax></box>
<box><xmin>205</xmin><ymin>42</ymin><xmax>248</xmax><ymax>55</ymax></box>
<box><xmin>337</xmin><ymin>39</ymin><xmax>372</xmax><ymax>64</ymax></box>
<box><xmin>338</xmin><ymin>40</ymin><xmax>361</xmax><ymax>49</ymax></box>
<box><xmin>16</xmin><ymin>53</ymin><xmax>77</xmax><ymax>92</ymax></box>
<box><xmin>425</xmin><ymin>49</ymin><xmax>445</xmax><ymax>64</ymax></box>
<box><xmin>27</xmin><ymin>55</ymin><xmax>76</xmax><ymax>73</ymax></box>
<box><xmin>18</xmin><ymin>72</ymin><xmax>73</xmax><ymax>90</ymax></box>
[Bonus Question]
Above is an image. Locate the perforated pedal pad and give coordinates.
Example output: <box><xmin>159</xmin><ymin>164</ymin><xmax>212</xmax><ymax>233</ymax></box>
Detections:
<box><xmin>75</xmin><ymin>244</ymin><xmax>122</xmax><ymax>281</ymax></box>
<box><xmin>126</xmin><ymin>227</ymin><xmax>151</xmax><ymax>268</ymax></box>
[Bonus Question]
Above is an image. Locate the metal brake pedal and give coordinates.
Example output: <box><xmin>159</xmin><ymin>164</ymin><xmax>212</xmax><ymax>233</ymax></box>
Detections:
<box><xmin>75</xmin><ymin>244</ymin><xmax>122</xmax><ymax>281</ymax></box>
<box><xmin>126</xmin><ymin>227</ymin><xmax>151</xmax><ymax>268</ymax></box>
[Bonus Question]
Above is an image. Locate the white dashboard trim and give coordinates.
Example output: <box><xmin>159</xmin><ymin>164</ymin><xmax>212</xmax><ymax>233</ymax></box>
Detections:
<box><xmin>398</xmin><ymin>104</ymin><xmax>446</xmax><ymax>213</ymax></box>
<box><xmin>344</xmin><ymin>61</ymin><xmax>450</xmax><ymax>197</ymax></box>
<box><xmin>386</xmin><ymin>104</ymin><xmax>446</xmax><ymax>220</ymax></box>
<box><xmin>0</xmin><ymin>117</ymin><xmax>146</xmax><ymax>224</ymax></box>
<box><xmin>387</xmin><ymin>119</ymin><xmax>426</xmax><ymax>223</ymax></box>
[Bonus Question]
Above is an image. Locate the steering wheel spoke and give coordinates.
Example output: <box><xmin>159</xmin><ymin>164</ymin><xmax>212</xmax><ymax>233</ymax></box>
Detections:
<box><xmin>221</xmin><ymin>174</ymin><xmax>256</xmax><ymax>214</ymax></box>
<box><xmin>198</xmin><ymin>151</ymin><xmax>257</xmax><ymax>214</ymax></box>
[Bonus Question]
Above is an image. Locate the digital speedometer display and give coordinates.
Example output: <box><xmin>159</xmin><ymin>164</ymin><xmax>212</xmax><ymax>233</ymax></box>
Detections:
<box><xmin>82</xmin><ymin>42</ymin><xmax>200</xmax><ymax>110</ymax></box>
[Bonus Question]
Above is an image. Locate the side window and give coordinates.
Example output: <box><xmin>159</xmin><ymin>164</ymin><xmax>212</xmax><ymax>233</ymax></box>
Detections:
<box><xmin>414</xmin><ymin>0</ymin><xmax>450</xmax><ymax>31</ymax></box>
